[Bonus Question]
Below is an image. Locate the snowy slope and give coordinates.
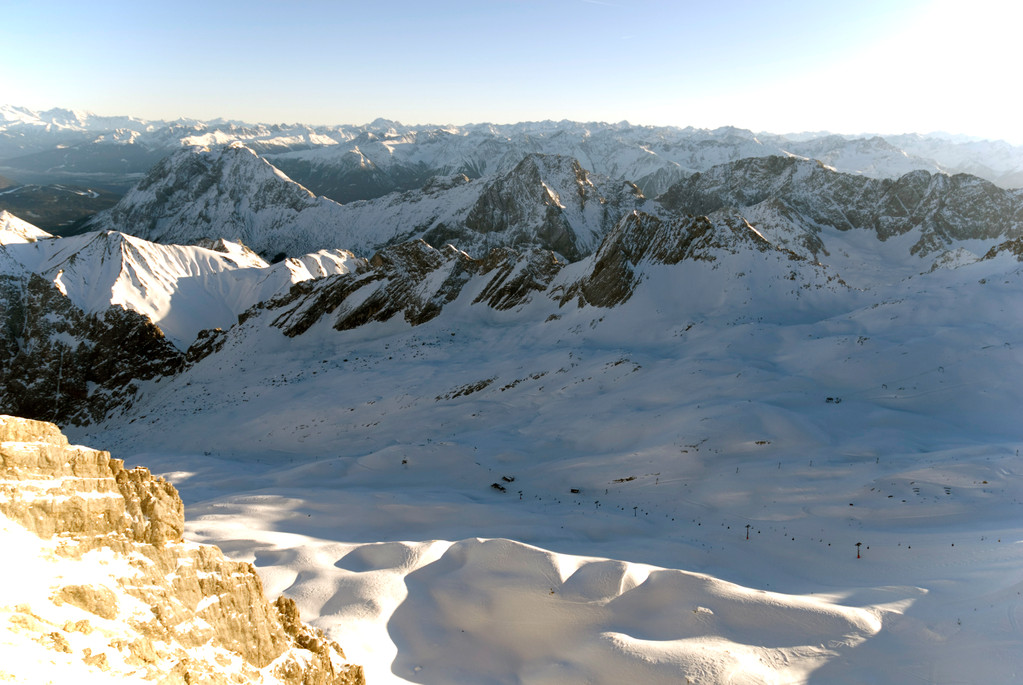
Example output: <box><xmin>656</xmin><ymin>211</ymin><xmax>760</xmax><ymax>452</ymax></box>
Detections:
<box><xmin>0</xmin><ymin>220</ymin><xmax>361</xmax><ymax>348</ymax></box>
<box><xmin>68</xmin><ymin>234</ymin><xmax>1023</xmax><ymax>683</ymax></box>
<box><xmin>60</xmin><ymin>199</ymin><xmax>1023</xmax><ymax>683</ymax></box>
<box><xmin>0</xmin><ymin>209</ymin><xmax>52</xmax><ymax>243</ymax></box>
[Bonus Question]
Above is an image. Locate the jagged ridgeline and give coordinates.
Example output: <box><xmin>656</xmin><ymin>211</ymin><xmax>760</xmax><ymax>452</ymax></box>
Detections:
<box><xmin>81</xmin><ymin>143</ymin><xmax>648</xmax><ymax>262</ymax></box>
<box><xmin>78</xmin><ymin>143</ymin><xmax>1023</xmax><ymax>267</ymax></box>
<box><xmin>0</xmin><ymin>414</ymin><xmax>365</xmax><ymax>684</ymax></box>
<box><xmin>658</xmin><ymin>156</ymin><xmax>1023</xmax><ymax>258</ymax></box>
<box><xmin>4</xmin><ymin>110</ymin><xmax>1023</xmax><ymax>202</ymax></box>
<box><xmin>2</xmin><ymin>147</ymin><xmax>1023</xmax><ymax>428</ymax></box>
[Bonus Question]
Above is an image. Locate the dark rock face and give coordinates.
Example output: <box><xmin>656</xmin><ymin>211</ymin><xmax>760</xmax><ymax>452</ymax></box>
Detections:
<box><xmin>555</xmin><ymin>210</ymin><xmax>806</xmax><ymax>308</ymax></box>
<box><xmin>464</xmin><ymin>153</ymin><xmax>645</xmax><ymax>261</ymax></box>
<box><xmin>659</xmin><ymin>156</ymin><xmax>1023</xmax><ymax>256</ymax></box>
<box><xmin>982</xmin><ymin>236</ymin><xmax>1023</xmax><ymax>261</ymax></box>
<box><xmin>265</xmin><ymin>239</ymin><xmax>456</xmax><ymax>336</ymax></box>
<box><xmin>0</xmin><ymin>273</ymin><xmax>183</xmax><ymax>425</ymax></box>
<box><xmin>470</xmin><ymin>246</ymin><xmax>564</xmax><ymax>311</ymax></box>
<box><xmin>465</xmin><ymin>155</ymin><xmax>585</xmax><ymax>259</ymax></box>
<box><xmin>264</xmin><ymin>239</ymin><xmax>564</xmax><ymax>337</ymax></box>
<box><xmin>185</xmin><ymin>326</ymin><xmax>229</xmax><ymax>365</ymax></box>
<box><xmin>0</xmin><ymin>415</ymin><xmax>366</xmax><ymax>684</ymax></box>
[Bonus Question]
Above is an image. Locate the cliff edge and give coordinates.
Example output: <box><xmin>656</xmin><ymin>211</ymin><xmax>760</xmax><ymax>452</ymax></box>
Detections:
<box><xmin>0</xmin><ymin>414</ymin><xmax>365</xmax><ymax>684</ymax></box>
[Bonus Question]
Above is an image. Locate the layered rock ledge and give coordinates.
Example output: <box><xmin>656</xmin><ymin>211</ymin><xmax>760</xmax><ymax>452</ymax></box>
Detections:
<box><xmin>0</xmin><ymin>414</ymin><xmax>364</xmax><ymax>684</ymax></box>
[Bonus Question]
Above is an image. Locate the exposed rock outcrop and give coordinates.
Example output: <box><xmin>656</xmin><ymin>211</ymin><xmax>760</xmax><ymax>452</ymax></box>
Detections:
<box><xmin>463</xmin><ymin>153</ymin><xmax>645</xmax><ymax>261</ymax></box>
<box><xmin>0</xmin><ymin>415</ymin><xmax>365</xmax><ymax>684</ymax></box>
<box><xmin>555</xmin><ymin>210</ymin><xmax>807</xmax><ymax>308</ymax></box>
<box><xmin>264</xmin><ymin>239</ymin><xmax>563</xmax><ymax>337</ymax></box>
<box><xmin>659</xmin><ymin>155</ymin><xmax>1023</xmax><ymax>258</ymax></box>
<box><xmin>0</xmin><ymin>272</ymin><xmax>184</xmax><ymax>425</ymax></box>
<box><xmin>982</xmin><ymin>236</ymin><xmax>1023</xmax><ymax>261</ymax></box>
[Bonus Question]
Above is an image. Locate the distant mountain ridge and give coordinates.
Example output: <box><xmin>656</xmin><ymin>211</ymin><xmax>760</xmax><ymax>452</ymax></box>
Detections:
<box><xmin>3</xmin><ymin>106</ymin><xmax>1021</xmax><ymax>205</ymax></box>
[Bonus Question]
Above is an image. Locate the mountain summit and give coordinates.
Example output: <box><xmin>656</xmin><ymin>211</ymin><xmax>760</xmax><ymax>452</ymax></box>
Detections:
<box><xmin>463</xmin><ymin>153</ymin><xmax>646</xmax><ymax>261</ymax></box>
<box><xmin>83</xmin><ymin>143</ymin><xmax>350</xmax><ymax>260</ymax></box>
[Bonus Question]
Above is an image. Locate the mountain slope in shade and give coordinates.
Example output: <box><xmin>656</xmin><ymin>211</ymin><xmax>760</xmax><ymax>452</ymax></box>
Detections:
<box><xmin>461</xmin><ymin>153</ymin><xmax>646</xmax><ymax>262</ymax></box>
<box><xmin>0</xmin><ymin>271</ymin><xmax>183</xmax><ymax>425</ymax></box>
<box><xmin>257</xmin><ymin>241</ymin><xmax>563</xmax><ymax>340</ymax></box>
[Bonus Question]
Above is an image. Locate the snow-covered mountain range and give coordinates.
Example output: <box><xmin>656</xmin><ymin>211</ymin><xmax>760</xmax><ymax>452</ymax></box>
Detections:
<box><xmin>80</xmin><ymin>144</ymin><xmax>648</xmax><ymax>262</ymax></box>
<box><xmin>3</xmin><ymin>105</ymin><xmax>1022</xmax><ymax>202</ymax></box>
<box><xmin>3</xmin><ymin>111</ymin><xmax>1023</xmax><ymax>683</ymax></box>
<box><xmin>76</xmin><ymin>140</ymin><xmax>1023</xmax><ymax>277</ymax></box>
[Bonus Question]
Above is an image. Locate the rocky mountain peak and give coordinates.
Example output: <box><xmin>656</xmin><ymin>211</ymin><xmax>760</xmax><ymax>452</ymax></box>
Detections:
<box><xmin>464</xmin><ymin>153</ymin><xmax>645</xmax><ymax>261</ymax></box>
<box><xmin>83</xmin><ymin>143</ymin><xmax>344</xmax><ymax>259</ymax></box>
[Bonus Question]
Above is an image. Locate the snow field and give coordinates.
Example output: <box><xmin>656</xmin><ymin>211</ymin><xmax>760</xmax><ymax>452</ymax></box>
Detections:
<box><xmin>41</xmin><ymin>196</ymin><xmax>1023</xmax><ymax>683</ymax></box>
<box><xmin>84</xmin><ymin>258</ymin><xmax>1023</xmax><ymax>683</ymax></box>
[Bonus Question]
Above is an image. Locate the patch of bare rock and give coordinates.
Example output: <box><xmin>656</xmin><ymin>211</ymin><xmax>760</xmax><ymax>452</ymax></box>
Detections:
<box><xmin>0</xmin><ymin>414</ymin><xmax>365</xmax><ymax>684</ymax></box>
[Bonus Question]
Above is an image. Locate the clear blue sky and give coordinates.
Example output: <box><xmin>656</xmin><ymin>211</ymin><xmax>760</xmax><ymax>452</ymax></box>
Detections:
<box><xmin>3</xmin><ymin>0</ymin><xmax>1019</xmax><ymax>142</ymax></box>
